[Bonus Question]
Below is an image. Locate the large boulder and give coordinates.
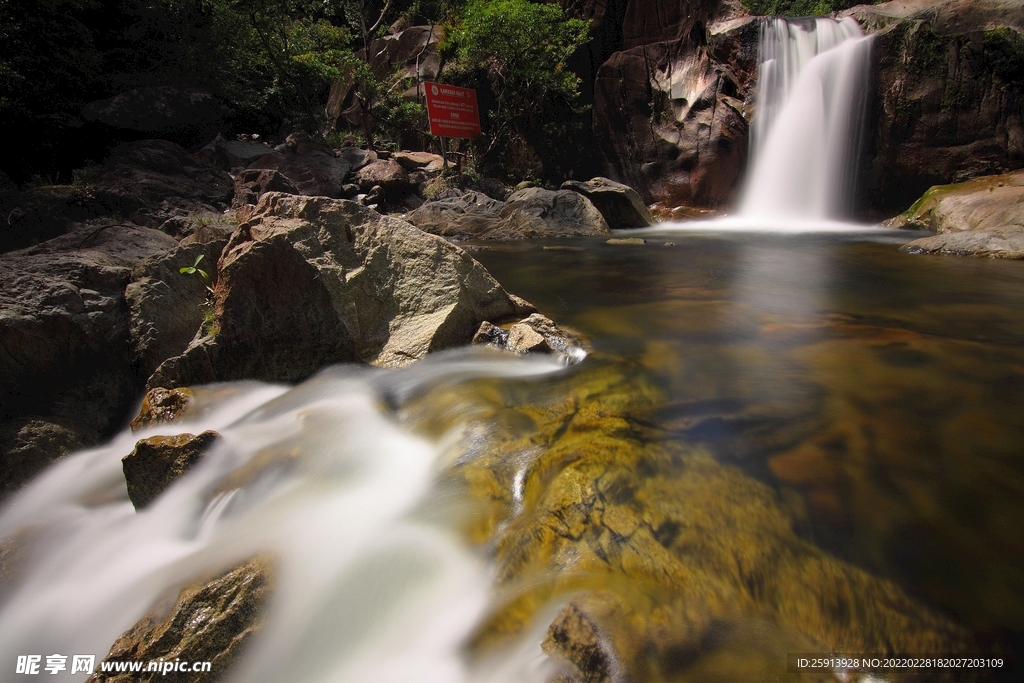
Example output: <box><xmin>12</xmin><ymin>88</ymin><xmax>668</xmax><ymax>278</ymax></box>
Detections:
<box><xmin>847</xmin><ymin>0</ymin><xmax>1024</xmax><ymax>216</ymax></box>
<box><xmin>0</xmin><ymin>140</ymin><xmax>234</xmax><ymax>253</ymax></box>
<box><xmin>0</xmin><ymin>224</ymin><xmax>179</xmax><ymax>493</ymax></box>
<box><xmin>197</xmin><ymin>135</ymin><xmax>276</xmax><ymax>171</ymax></box>
<box><xmin>498</xmin><ymin>188</ymin><xmax>610</xmax><ymax>236</ymax></box>
<box><xmin>246</xmin><ymin>148</ymin><xmax>351</xmax><ymax>199</ymax></box>
<box><xmin>893</xmin><ymin>169</ymin><xmax>1024</xmax><ymax>257</ymax></box>
<box><xmin>126</xmin><ymin>240</ymin><xmax>228</xmax><ymax>379</ymax></box>
<box><xmin>403</xmin><ymin>192</ymin><xmax>504</xmax><ymax>237</ymax></box>
<box><xmin>90</xmin><ymin>558</ymin><xmax>271</xmax><ymax>683</ymax></box>
<box><xmin>148</xmin><ymin>193</ymin><xmax>535</xmax><ymax>388</ymax></box>
<box><xmin>232</xmin><ymin>168</ymin><xmax>300</xmax><ymax>208</ymax></box>
<box><xmin>354</xmin><ymin>159</ymin><xmax>410</xmax><ymax>197</ymax></box>
<box><xmin>81</xmin><ymin>86</ymin><xmax>224</xmax><ymax>147</ymax></box>
<box><xmin>561</xmin><ymin>176</ymin><xmax>654</xmax><ymax>228</ymax></box>
<box><xmin>592</xmin><ymin>17</ymin><xmax>758</xmax><ymax>209</ymax></box>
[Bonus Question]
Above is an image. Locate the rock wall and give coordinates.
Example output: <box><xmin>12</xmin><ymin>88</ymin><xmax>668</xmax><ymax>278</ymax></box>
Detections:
<box><xmin>849</xmin><ymin>1</ymin><xmax>1024</xmax><ymax>217</ymax></box>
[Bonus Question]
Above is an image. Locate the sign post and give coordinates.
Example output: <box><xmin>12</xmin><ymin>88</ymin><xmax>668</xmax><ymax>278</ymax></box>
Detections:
<box><xmin>423</xmin><ymin>82</ymin><xmax>481</xmax><ymax>170</ymax></box>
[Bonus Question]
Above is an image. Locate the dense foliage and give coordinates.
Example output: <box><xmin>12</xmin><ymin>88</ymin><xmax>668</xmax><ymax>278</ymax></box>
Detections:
<box><xmin>0</xmin><ymin>0</ymin><xmax>593</xmax><ymax>183</ymax></box>
<box><xmin>742</xmin><ymin>0</ymin><xmax>867</xmax><ymax>16</ymax></box>
<box><xmin>443</xmin><ymin>0</ymin><xmax>590</xmax><ymax>179</ymax></box>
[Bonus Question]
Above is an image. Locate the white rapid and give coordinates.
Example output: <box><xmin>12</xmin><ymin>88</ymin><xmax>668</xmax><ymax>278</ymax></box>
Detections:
<box><xmin>738</xmin><ymin>16</ymin><xmax>873</xmax><ymax>222</ymax></box>
<box><xmin>0</xmin><ymin>350</ymin><xmax>564</xmax><ymax>682</ymax></box>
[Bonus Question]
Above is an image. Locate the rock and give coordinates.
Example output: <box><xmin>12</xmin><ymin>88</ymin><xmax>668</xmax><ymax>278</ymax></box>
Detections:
<box><xmin>506</xmin><ymin>323</ymin><xmax>550</xmax><ymax>354</ymax></box>
<box><xmin>0</xmin><ymin>223</ymin><xmax>180</xmax><ymax>492</ymax></box>
<box><xmin>848</xmin><ymin>1</ymin><xmax>1024</xmax><ymax>216</ymax></box>
<box><xmin>81</xmin><ymin>86</ymin><xmax>224</xmax><ymax>146</ymax></box>
<box><xmin>232</xmin><ymin>168</ymin><xmax>300</xmax><ymax>208</ymax></box>
<box><xmin>122</xmin><ymin>431</ymin><xmax>219</xmax><ymax>509</ymax></box>
<box><xmin>561</xmin><ymin>177</ymin><xmax>654</xmax><ymax>229</ymax></box>
<box><xmin>543</xmin><ymin>597</ymin><xmax>625</xmax><ymax>683</ymax></box>
<box><xmin>246</xmin><ymin>151</ymin><xmax>351</xmax><ymax>199</ymax></box>
<box><xmin>393</xmin><ymin>151</ymin><xmax>445</xmax><ymax>172</ymax></box>
<box><xmin>903</xmin><ymin>227</ymin><xmax>1024</xmax><ymax>258</ymax></box>
<box><xmin>282</xmin><ymin>131</ymin><xmax>334</xmax><ymax>156</ymax></box>
<box><xmin>0</xmin><ymin>140</ymin><xmax>235</xmax><ymax>253</ymax></box>
<box><xmin>890</xmin><ymin>170</ymin><xmax>1024</xmax><ymax>257</ymax></box>
<box><xmin>197</xmin><ymin>135</ymin><xmax>276</xmax><ymax>171</ymax></box>
<box><xmin>126</xmin><ymin>240</ymin><xmax>228</xmax><ymax>379</ymax></box>
<box><xmin>472</xmin><ymin>313</ymin><xmax>588</xmax><ymax>363</ymax></box>
<box><xmin>0</xmin><ymin>418</ymin><xmax>86</xmax><ymax>495</ymax></box>
<box><xmin>499</xmin><ymin>188</ymin><xmax>610</xmax><ymax>236</ymax></box>
<box><xmin>148</xmin><ymin>193</ymin><xmax>535</xmax><ymax>388</ymax></box>
<box><xmin>131</xmin><ymin>387</ymin><xmax>196</xmax><ymax>431</ymax></box>
<box><xmin>354</xmin><ymin>159</ymin><xmax>410</xmax><ymax>197</ymax></box>
<box><xmin>337</xmin><ymin>147</ymin><xmax>377</xmax><ymax>171</ymax></box>
<box><xmin>606</xmin><ymin>237</ymin><xmax>646</xmax><ymax>245</ymax></box>
<box><xmin>89</xmin><ymin>557</ymin><xmax>271</xmax><ymax>683</ymax></box>
<box><xmin>593</xmin><ymin>18</ymin><xmax>758</xmax><ymax>209</ymax></box>
<box><xmin>404</xmin><ymin>192</ymin><xmax>504</xmax><ymax>238</ymax></box>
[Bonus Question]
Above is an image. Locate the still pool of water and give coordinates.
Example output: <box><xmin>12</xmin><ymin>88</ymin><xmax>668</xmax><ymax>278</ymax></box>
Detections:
<box><xmin>472</xmin><ymin>228</ymin><xmax>1024</xmax><ymax>658</ymax></box>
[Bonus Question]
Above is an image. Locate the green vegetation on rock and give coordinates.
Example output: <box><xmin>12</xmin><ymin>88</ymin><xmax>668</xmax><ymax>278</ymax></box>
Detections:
<box><xmin>741</xmin><ymin>0</ymin><xmax>869</xmax><ymax>17</ymax></box>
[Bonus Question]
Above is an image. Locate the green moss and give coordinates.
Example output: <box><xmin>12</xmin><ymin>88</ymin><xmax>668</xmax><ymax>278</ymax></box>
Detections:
<box><xmin>981</xmin><ymin>28</ymin><xmax>1024</xmax><ymax>85</ymax></box>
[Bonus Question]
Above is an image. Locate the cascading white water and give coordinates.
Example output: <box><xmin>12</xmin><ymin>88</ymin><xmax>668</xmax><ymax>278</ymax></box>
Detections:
<box><xmin>0</xmin><ymin>350</ymin><xmax>564</xmax><ymax>683</ymax></box>
<box><xmin>739</xmin><ymin>16</ymin><xmax>872</xmax><ymax>221</ymax></box>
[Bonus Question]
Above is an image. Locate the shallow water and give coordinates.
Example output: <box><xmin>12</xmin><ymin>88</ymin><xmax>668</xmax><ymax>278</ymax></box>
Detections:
<box><xmin>473</xmin><ymin>229</ymin><xmax>1024</xmax><ymax>645</ymax></box>
<box><xmin>2</xmin><ymin>227</ymin><xmax>1022</xmax><ymax>681</ymax></box>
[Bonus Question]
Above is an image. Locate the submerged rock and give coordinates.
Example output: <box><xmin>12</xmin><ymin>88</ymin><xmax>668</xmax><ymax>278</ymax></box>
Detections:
<box><xmin>149</xmin><ymin>193</ymin><xmax>535</xmax><ymax>388</ymax></box>
<box><xmin>122</xmin><ymin>431</ymin><xmax>219</xmax><ymax>509</ymax></box>
<box><xmin>89</xmin><ymin>557</ymin><xmax>271</xmax><ymax>683</ymax></box>
<box><xmin>894</xmin><ymin>170</ymin><xmax>1024</xmax><ymax>257</ymax></box>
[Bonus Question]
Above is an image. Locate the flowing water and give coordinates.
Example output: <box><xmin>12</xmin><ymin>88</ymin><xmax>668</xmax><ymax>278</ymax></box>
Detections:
<box><xmin>740</xmin><ymin>17</ymin><xmax>872</xmax><ymax>222</ymax></box>
<box><xmin>2</xmin><ymin>231</ymin><xmax>1022</xmax><ymax>681</ymax></box>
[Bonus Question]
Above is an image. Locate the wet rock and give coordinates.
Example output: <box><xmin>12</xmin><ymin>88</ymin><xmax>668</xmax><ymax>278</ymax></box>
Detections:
<box><xmin>89</xmin><ymin>557</ymin><xmax>271</xmax><ymax>683</ymax></box>
<box><xmin>543</xmin><ymin>597</ymin><xmax>628</xmax><ymax>683</ymax></box>
<box><xmin>126</xmin><ymin>240</ymin><xmax>227</xmax><ymax>379</ymax></box>
<box><xmin>131</xmin><ymin>387</ymin><xmax>196</xmax><ymax>431</ymax></box>
<box><xmin>849</xmin><ymin>1</ymin><xmax>1024</xmax><ymax>215</ymax></box>
<box><xmin>0</xmin><ymin>224</ymin><xmax>179</xmax><ymax>492</ymax></box>
<box><xmin>561</xmin><ymin>177</ymin><xmax>654</xmax><ymax>229</ymax></box>
<box><xmin>232</xmin><ymin>168</ymin><xmax>300</xmax><ymax>208</ymax></box>
<box><xmin>472</xmin><ymin>313</ymin><xmax>588</xmax><ymax>363</ymax></box>
<box><xmin>149</xmin><ymin>193</ymin><xmax>535</xmax><ymax>387</ymax></box>
<box><xmin>0</xmin><ymin>418</ymin><xmax>86</xmax><ymax>495</ymax></box>
<box><xmin>246</xmin><ymin>150</ymin><xmax>351</xmax><ymax>199</ymax></box>
<box><xmin>122</xmin><ymin>431</ymin><xmax>219</xmax><ymax>509</ymax></box>
<box><xmin>903</xmin><ymin>227</ymin><xmax>1024</xmax><ymax>258</ymax></box>
<box><xmin>606</xmin><ymin>237</ymin><xmax>646</xmax><ymax>245</ymax></box>
<box><xmin>81</xmin><ymin>87</ymin><xmax>224</xmax><ymax>147</ymax></box>
<box><xmin>354</xmin><ymin>159</ymin><xmax>410</xmax><ymax>197</ymax></box>
<box><xmin>498</xmin><ymin>188</ymin><xmax>610</xmax><ymax>237</ymax></box>
<box><xmin>197</xmin><ymin>135</ymin><xmax>276</xmax><ymax>172</ymax></box>
<box><xmin>404</xmin><ymin>192</ymin><xmax>504</xmax><ymax>238</ymax></box>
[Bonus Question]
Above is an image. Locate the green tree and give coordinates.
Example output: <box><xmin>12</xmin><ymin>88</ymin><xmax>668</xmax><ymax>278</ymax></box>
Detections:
<box><xmin>446</xmin><ymin>0</ymin><xmax>589</xmax><ymax>172</ymax></box>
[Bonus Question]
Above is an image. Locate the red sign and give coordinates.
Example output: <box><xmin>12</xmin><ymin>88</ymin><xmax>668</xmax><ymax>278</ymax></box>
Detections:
<box><xmin>424</xmin><ymin>82</ymin><xmax>481</xmax><ymax>139</ymax></box>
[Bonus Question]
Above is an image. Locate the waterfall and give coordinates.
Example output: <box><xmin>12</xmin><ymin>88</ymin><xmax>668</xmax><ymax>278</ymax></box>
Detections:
<box><xmin>738</xmin><ymin>17</ymin><xmax>872</xmax><ymax>221</ymax></box>
<box><xmin>0</xmin><ymin>351</ymin><xmax>564</xmax><ymax>683</ymax></box>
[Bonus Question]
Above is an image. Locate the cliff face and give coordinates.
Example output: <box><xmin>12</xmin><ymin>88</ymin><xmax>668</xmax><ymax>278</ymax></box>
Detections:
<box><xmin>578</xmin><ymin>0</ymin><xmax>758</xmax><ymax>208</ymax></box>
<box><xmin>578</xmin><ymin>0</ymin><xmax>1023</xmax><ymax>215</ymax></box>
<box><xmin>848</xmin><ymin>0</ymin><xmax>1024</xmax><ymax>217</ymax></box>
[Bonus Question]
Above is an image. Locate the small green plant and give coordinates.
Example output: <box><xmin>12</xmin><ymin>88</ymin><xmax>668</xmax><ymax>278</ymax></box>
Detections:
<box><xmin>179</xmin><ymin>254</ymin><xmax>210</xmax><ymax>283</ymax></box>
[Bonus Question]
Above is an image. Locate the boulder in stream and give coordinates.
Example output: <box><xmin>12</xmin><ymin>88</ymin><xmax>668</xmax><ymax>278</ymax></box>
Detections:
<box><xmin>122</xmin><ymin>431</ymin><xmax>219</xmax><ymax>509</ymax></box>
<box><xmin>148</xmin><ymin>193</ymin><xmax>536</xmax><ymax>388</ymax></box>
<box><xmin>894</xmin><ymin>169</ymin><xmax>1024</xmax><ymax>258</ymax></box>
<box><xmin>561</xmin><ymin>177</ymin><xmax>654</xmax><ymax>229</ymax></box>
